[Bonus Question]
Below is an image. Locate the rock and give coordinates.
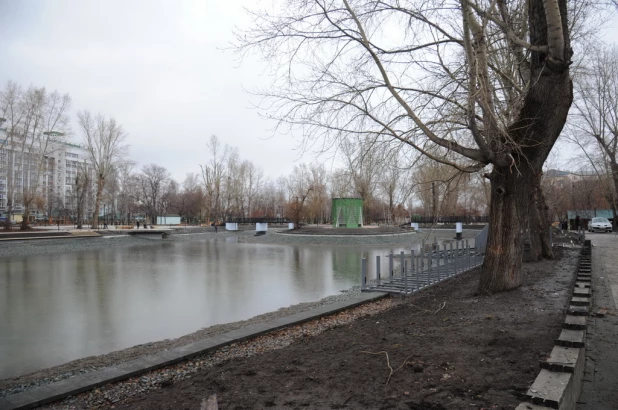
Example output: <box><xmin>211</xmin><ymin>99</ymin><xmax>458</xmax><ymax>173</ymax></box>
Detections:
<box><xmin>594</xmin><ymin>309</ymin><xmax>607</xmax><ymax>318</ymax></box>
<box><xmin>160</xmin><ymin>379</ymin><xmax>173</xmax><ymax>388</ymax></box>
<box><xmin>201</xmin><ymin>394</ymin><xmax>219</xmax><ymax>410</ymax></box>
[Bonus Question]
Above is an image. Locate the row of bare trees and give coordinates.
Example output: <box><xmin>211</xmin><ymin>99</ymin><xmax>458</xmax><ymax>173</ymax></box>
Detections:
<box><xmin>0</xmin><ymin>81</ymin><xmax>485</xmax><ymax>231</ymax></box>
<box><xmin>0</xmin><ymin>81</ymin><xmax>128</xmax><ymax>230</ymax></box>
<box><xmin>85</xmin><ymin>134</ymin><xmax>489</xmax><ymax>228</ymax></box>
<box><xmin>0</xmin><ymin>82</ymin><xmax>71</xmax><ymax>229</ymax></box>
<box><xmin>194</xmin><ymin>135</ymin><xmax>488</xmax><ymax>227</ymax></box>
<box><xmin>565</xmin><ymin>45</ymin><xmax>618</xmax><ymax>223</ymax></box>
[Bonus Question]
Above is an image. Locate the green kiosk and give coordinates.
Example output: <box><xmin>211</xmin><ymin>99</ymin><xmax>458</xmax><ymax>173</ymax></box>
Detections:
<box><xmin>331</xmin><ymin>198</ymin><xmax>363</xmax><ymax>228</ymax></box>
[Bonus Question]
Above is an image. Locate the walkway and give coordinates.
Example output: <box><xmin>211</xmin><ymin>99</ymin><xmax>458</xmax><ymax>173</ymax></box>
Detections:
<box><xmin>577</xmin><ymin>232</ymin><xmax>618</xmax><ymax>409</ymax></box>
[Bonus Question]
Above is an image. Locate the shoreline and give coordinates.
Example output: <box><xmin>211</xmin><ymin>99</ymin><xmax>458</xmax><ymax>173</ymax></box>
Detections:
<box><xmin>0</xmin><ymin>225</ymin><xmax>480</xmax><ymax>259</ymax></box>
<box><xmin>0</xmin><ymin>227</ymin><xmax>477</xmax><ymax>397</ymax></box>
<box><xmin>0</xmin><ymin>285</ymin><xmax>379</xmax><ymax>397</ymax></box>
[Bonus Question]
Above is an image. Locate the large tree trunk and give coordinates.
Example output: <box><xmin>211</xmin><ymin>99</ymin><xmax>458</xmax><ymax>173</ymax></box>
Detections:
<box><xmin>21</xmin><ymin>195</ymin><xmax>33</xmax><ymax>230</ymax></box>
<box><xmin>478</xmin><ymin>0</ymin><xmax>573</xmax><ymax>294</ymax></box>
<box><xmin>528</xmin><ymin>173</ymin><xmax>554</xmax><ymax>261</ymax></box>
<box><xmin>76</xmin><ymin>204</ymin><xmax>83</xmax><ymax>229</ymax></box>
<box><xmin>389</xmin><ymin>192</ymin><xmax>395</xmax><ymax>225</ymax></box>
<box><xmin>478</xmin><ymin>165</ymin><xmax>531</xmax><ymax>293</ymax></box>
<box><xmin>537</xmin><ymin>182</ymin><xmax>554</xmax><ymax>258</ymax></box>
<box><xmin>4</xmin><ymin>200</ymin><xmax>13</xmax><ymax>231</ymax></box>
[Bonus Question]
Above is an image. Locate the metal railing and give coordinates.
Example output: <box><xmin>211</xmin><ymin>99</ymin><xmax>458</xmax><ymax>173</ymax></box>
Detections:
<box><xmin>225</xmin><ymin>217</ymin><xmax>290</xmax><ymax>224</ymax></box>
<box><xmin>409</xmin><ymin>215</ymin><xmax>489</xmax><ymax>224</ymax></box>
<box><xmin>361</xmin><ymin>226</ymin><xmax>489</xmax><ymax>295</ymax></box>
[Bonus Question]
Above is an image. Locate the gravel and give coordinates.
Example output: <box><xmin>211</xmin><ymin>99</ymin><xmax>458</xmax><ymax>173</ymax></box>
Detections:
<box><xmin>0</xmin><ymin>225</ymin><xmax>478</xmax><ymax>402</ymax></box>
<box><xmin>41</xmin><ymin>296</ymin><xmax>403</xmax><ymax>410</ymax></box>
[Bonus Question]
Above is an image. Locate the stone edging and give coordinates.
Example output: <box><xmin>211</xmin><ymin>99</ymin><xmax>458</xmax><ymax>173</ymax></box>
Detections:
<box><xmin>0</xmin><ymin>293</ymin><xmax>387</xmax><ymax>410</ymax></box>
<box><xmin>516</xmin><ymin>240</ymin><xmax>592</xmax><ymax>410</ymax></box>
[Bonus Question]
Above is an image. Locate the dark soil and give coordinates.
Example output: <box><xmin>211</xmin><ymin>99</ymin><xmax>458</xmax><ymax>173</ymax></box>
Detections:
<box><xmin>112</xmin><ymin>248</ymin><xmax>577</xmax><ymax>410</ymax></box>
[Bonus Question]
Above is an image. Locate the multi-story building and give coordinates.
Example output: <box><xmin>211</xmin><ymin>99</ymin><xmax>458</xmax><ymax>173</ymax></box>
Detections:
<box><xmin>544</xmin><ymin>169</ymin><xmax>586</xmax><ymax>188</ymax></box>
<box><xmin>0</xmin><ymin>128</ymin><xmax>95</xmax><ymax>222</ymax></box>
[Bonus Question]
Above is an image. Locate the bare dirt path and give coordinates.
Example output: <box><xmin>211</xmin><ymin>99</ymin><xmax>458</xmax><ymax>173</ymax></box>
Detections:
<box><xmin>47</xmin><ymin>248</ymin><xmax>579</xmax><ymax>410</ymax></box>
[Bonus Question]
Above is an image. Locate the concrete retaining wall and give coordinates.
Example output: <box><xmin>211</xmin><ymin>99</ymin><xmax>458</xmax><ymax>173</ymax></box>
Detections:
<box><xmin>516</xmin><ymin>241</ymin><xmax>591</xmax><ymax>410</ymax></box>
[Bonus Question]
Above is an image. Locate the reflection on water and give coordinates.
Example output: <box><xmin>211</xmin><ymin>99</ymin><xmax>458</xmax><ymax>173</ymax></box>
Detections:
<box><xmin>0</xmin><ymin>237</ymin><xmax>407</xmax><ymax>379</ymax></box>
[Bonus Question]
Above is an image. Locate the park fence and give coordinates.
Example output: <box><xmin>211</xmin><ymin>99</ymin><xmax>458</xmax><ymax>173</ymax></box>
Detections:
<box><xmin>361</xmin><ymin>225</ymin><xmax>489</xmax><ymax>295</ymax></box>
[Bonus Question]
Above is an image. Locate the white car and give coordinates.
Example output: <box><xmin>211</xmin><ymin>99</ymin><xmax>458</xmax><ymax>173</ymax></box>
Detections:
<box><xmin>589</xmin><ymin>217</ymin><xmax>613</xmax><ymax>233</ymax></box>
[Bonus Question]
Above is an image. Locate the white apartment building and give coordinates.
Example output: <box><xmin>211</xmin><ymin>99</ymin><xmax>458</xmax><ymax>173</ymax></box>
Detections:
<box><xmin>0</xmin><ymin>128</ymin><xmax>95</xmax><ymax>221</ymax></box>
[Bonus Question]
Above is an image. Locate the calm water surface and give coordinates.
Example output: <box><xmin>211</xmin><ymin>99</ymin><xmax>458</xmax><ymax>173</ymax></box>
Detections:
<box><xmin>0</xmin><ymin>237</ymin><xmax>408</xmax><ymax>379</ymax></box>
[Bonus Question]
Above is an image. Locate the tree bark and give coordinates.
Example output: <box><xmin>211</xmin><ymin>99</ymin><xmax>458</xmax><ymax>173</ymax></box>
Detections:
<box><xmin>76</xmin><ymin>205</ymin><xmax>83</xmax><ymax>230</ymax></box>
<box><xmin>528</xmin><ymin>173</ymin><xmax>554</xmax><ymax>261</ymax></box>
<box><xmin>536</xmin><ymin>182</ymin><xmax>554</xmax><ymax>258</ymax></box>
<box><xmin>479</xmin><ymin>166</ymin><xmax>530</xmax><ymax>293</ymax></box>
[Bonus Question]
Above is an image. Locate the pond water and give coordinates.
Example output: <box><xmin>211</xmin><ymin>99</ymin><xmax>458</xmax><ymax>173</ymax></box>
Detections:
<box><xmin>0</xmin><ymin>237</ymin><xmax>411</xmax><ymax>379</ymax></box>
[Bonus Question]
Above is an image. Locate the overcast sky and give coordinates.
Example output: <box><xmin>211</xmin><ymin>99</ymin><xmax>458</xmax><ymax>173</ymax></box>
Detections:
<box><xmin>0</xmin><ymin>0</ymin><xmax>305</xmax><ymax>183</ymax></box>
<box><xmin>1</xmin><ymin>1</ymin><xmax>617</xmax><ymax>182</ymax></box>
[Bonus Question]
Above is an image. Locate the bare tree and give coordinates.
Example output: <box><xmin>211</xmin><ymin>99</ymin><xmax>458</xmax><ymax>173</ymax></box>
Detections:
<box><xmin>27</xmin><ymin>89</ymin><xmax>71</xmax><ymax>229</ymax></box>
<box><xmin>329</xmin><ymin>169</ymin><xmax>354</xmax><ymax>198</ymax></box>
<box><xmin>380</xmin><ymin>152</ymin><xmax>413</xmax><ymax>225</ymax></box>
<box><xmin>74</xmin><ymin>160</ymin><xmax>91</xmax><ymax>229</ymax></box>
<box><xmin>0</xmin><ymin>83</ymin><xmax>71</xmax><ymax>230</ymax></box>
<box><xmin>340</xmin><ymin>137</ymin><xmax>384</xmax><ymax>223</ymax></box>
<box><xmin>115</xmin><ymin>161</ymin><xmax>137</xmax><ymax>224</ymax></box>
<box><xmin>413</xmin><ymin>159</ymin><xmax>465</xmax><ymax>219</ymax></box>
<box><xmin>571</xmin><ymin>45</ymin><xmax>618</xmax><ymax>222</ymax></box>
<box><xmin>159</xmin><ymin>179</ymin><xmax>178</xmax><ymax>224</ymax></box>
<box><xmin>243</xmin><ymin>160</ymin><xmax>264</xmax><ymax>218</ymax></box>
<box><xmin>222</xmin><ymin>148</ymin><xmax>242</xmax><ymax>218</ymax></box>
<box><xmin>139</xmin><ymin>164</ymin><xmax>171</xmax><ymax>223</ymax></box>
<box><xmin>0</xmin><ymin>82</ymin><xmax>24</xmax><ymax>229</ymax></box>
<box><xmin>286</xmin><ymin>164</ymin><xmax>314</xmax><ymax>228</ymax></box>
<box><xmin>259</xmin><ymin>180</ymin><xmax>286</xmax><ymax>219</ymax></box>
<box><xmin>238</xmin><ymin>0</ymin><xmax>577</xmax><ymax>293</ymax></box>
<box><xmin>45</xmin><ymin>192</ymin><xmax>64</xmax><ymax>224</ymax></box>
<box><xmin>174</xmin><ymin>173</ymin><xmax>205</xmax><ymax>223</ymax></box>
<box><xmin>78</xmin><ymin>111</ymin><xmax>128</xmax><ymax>229</ymax></box>
<box><xmin>200</xmin><ymin>135</ymin><xmax>227</xmax><ymax>223</ymax></box>
<box><xmin>306</xmin><ymin>164</ymin><xmax>330</xmax><ymax>224</ymax></box>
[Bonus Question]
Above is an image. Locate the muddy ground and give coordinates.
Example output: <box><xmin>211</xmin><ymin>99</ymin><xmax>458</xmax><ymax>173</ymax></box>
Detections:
<box><xmin>103</xmin><ymin>248</ymin><xmax>578</xmax><ymax>410</ymax></box>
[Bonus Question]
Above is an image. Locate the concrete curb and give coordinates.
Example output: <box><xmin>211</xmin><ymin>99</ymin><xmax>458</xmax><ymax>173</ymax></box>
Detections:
<box><xmin>516</xmin><ymin>241</ymin><xmax>591</xmax><ymax>410</ymax></box>
<box><xmin>0</xmin><ymin>232</ymin><xmax>101</xmax><ymax>242</ymax></box>
<box><xmin>0</xmin><ymin>293</ymin><xmax>387</xmax><ymax>410</ymax></box>
<box><xmin>0</xmin><ymin>236</ymin><xmax>102</xmax><ymax>242</ymax></box>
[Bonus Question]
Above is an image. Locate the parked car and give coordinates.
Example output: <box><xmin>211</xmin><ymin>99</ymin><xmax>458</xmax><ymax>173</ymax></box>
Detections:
<box><xmin>589</xmin><ymin>217</ymin><xmax>613</xmax><ymax>233</ymax></box>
